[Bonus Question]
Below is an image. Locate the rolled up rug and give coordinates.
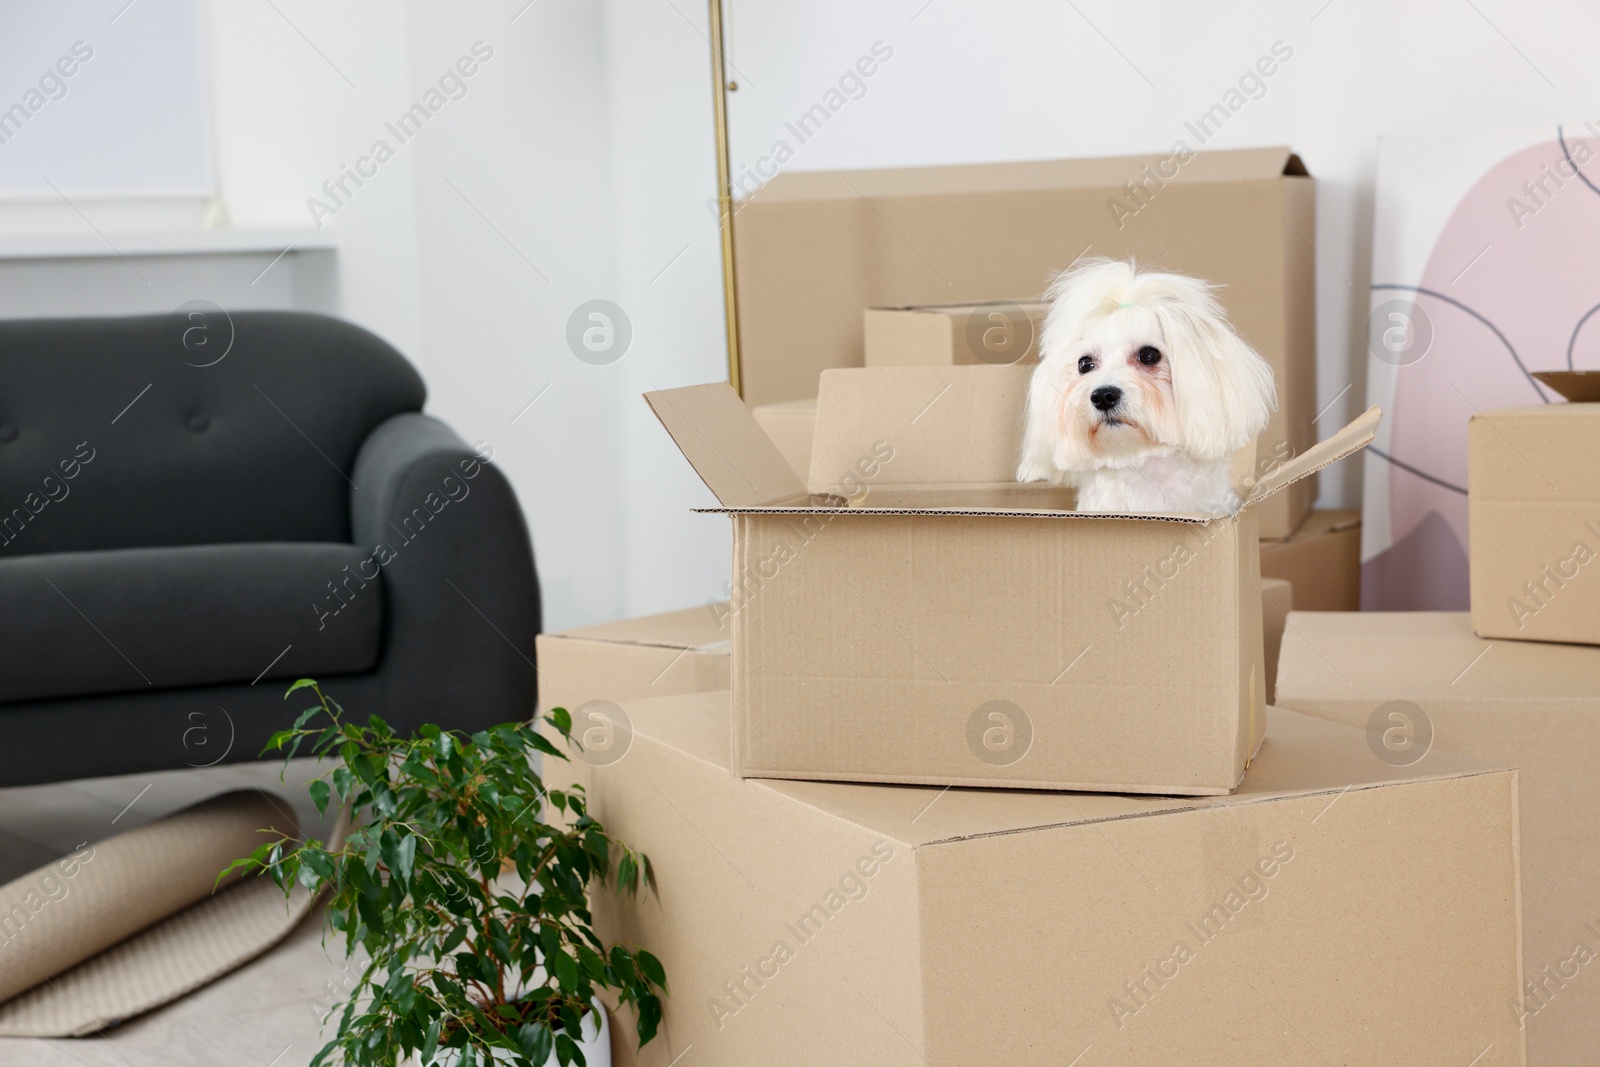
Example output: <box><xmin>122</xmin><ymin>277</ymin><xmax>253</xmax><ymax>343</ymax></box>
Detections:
<box><xmin>0</xmin><ymin>788</ymin><xmax>328</xmax><ymax>1037</ymax></box>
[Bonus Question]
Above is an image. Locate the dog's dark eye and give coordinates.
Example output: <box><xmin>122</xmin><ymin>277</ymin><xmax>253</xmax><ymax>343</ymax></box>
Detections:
<box><xmin>1137</xmin><ymin>345</ymin><xmax>1162</xmax><ymax>366</ymax></box>
<box><xmin>1077</xmin><ymin>355</ymin><xmax>1095</xmax><ymax>374</ymax></box>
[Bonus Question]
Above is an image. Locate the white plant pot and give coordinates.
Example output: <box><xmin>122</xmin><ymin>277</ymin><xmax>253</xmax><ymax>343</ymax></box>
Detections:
<box><xmin>412</xmin><ymin>1003</ymin><xmax>610</xmax><ymax>1067</ymax></box>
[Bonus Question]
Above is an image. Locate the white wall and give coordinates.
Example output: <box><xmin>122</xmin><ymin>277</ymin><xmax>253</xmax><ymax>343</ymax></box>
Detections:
<box><xmin>403</xmin><ymin>0</ymin><xmax>626</xmax><ymax>631</ymax></box>
<box><xmin>205</xmin><ymin>0</ymin><xmax>424</xmax><ymax>357</ymax></box>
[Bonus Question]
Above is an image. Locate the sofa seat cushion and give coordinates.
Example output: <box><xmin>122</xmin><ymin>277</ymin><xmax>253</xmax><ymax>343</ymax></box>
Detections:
<box><xmin>0</xmin><ymin>543</ymin><xmax>382</xmax><ymax>704</ymax></box>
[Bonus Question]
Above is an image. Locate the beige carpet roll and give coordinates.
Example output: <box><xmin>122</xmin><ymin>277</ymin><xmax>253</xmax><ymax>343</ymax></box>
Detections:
<box><xmin>0</xmin><ymin>789</ymin><xmax>303</xmax><ymax>1033</ymax></box>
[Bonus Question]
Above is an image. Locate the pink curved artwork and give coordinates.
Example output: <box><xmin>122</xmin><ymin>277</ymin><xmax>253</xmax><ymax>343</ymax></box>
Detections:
<box><xmin>1362</xmin><ymin>127</ymin><xmax>1600</xmax><ymax>609</ymax></box>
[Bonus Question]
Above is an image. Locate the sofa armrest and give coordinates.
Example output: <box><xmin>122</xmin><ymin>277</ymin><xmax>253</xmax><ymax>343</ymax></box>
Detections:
<box><xmin>349</xmin><ymin>413</ymin><xmax>540</xmax><ymax>730</ymax></box>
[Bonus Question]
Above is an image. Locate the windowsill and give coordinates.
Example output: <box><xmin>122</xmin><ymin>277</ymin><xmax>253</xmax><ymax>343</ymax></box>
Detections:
<box><xmin>0</xmin><ymin>227</ymin><xmax>337</xmax><ymax>261</ymax></box>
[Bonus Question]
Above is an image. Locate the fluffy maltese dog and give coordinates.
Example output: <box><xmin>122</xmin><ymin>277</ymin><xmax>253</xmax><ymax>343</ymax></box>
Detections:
<box><xmin>1017</xmin><ymin>258</ymin><xmax>1277</xmax><ymax>514</ymax></box>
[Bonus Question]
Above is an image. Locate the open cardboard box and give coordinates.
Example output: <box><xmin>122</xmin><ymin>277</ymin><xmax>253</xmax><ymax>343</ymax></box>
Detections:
<box><xmin>1470</xmin><ymin>370</ymin><xmax>1600</xmax><ymax>645</ymax></box>
<box><xmin>646</xmin><ymin>365</ymin><xmax>1379</xmax><ymax>795</ymax></box>
<box><xmin>582</xmin><ymin>691</ymin><xmax>1524</xmax><ymax>1067</ymax></box>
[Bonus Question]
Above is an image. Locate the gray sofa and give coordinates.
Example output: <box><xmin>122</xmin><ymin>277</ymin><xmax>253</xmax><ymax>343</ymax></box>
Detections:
<box><xmin>0</xmin><ymin>311</ymin><xmax>540</xmax><ymax>786</ymax></box>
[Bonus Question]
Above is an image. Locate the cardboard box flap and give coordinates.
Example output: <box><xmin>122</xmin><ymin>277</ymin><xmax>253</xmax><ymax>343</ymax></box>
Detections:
<box><xmin>809</xmin><ymin>364</ymin><xmax>1033</xmax><ymax>492</ymax></box>
<box><xmin>1534</xmin><ymin>369</ymin><xmax>1600</xmax><ymax>402</ymax></box>
<box><xmin>1242</xmin><ymin>406</ymin><xmax>1381</xmax><ymax>510</ymax></box>
<box><xmin>621</xmin><ymin>692</ymin><xmax>1504</xmax><ymax>849</ymax></box>
<box><xmin>644</xmin><ymin>383</ymin><xmax>806</xmax><ymax>507</ymax></box>
<box><xmin>746</xmin><ymin>147</ymin><xmax>1309</xmax><ymax>203</ymax></box>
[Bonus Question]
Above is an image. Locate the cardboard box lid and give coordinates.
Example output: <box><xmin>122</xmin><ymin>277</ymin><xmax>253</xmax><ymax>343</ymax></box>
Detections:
<box><xmin>623</xmin><ymin>691</ymin><xmax>1505</xmax><ymax>849</ymax></box>
<box><xmin>743</xmin><ymin>147</ymin><xmax>1308</xmax><ymax>203</ymax></box>
<box><xmin>1280</xmin><ymin>610</ymin><xmax>1600</xmax><ymax>701</ymax></box>
<box><xmin>543</xmin><ymin>604</ymin><xmax>729</xmax><ymax>653</ymax></box>
<box><xmin>645</xmin><ymin>369</ymin><xmax>1378</xmax><ymax>524</ymax></box>
<box><xmin>1534</xmin><ymin>369</ymin><xmax>1600</xmax><ymax>402</ymax></box>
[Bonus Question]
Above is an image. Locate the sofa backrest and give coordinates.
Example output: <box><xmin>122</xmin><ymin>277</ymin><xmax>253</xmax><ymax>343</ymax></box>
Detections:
<box><xmin>0</xmin><ymin>311</ymin><xmax>426</xmax><ymax>555</ymax></box>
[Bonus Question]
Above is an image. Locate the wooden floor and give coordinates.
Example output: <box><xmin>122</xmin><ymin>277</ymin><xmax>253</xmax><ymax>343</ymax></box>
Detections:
<box><xmin>0</xmin><ymin>759</ymin><xmax>356</xmax><ymax>1067</ymax></box>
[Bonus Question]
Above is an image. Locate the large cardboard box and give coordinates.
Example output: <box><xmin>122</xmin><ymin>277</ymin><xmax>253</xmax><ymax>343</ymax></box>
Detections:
<box><xmin>1261</xmin><ymin>507</ymin><xmax>1361</xmax><ymax>612</ymax></box>
<box><xmin>646</xmin><ymin>366</ymin><xmax>1378</xmax><ymax>794</ymax></box>
<box><xmin>750</xmin><ymin>399</ymin><xmax>816</xmax><ymax>483</ymax></box>
<box><xmin>733</xmin><ymin>147</ymin><xmax>1319</xmax><ymax>538</ymax></box>
<box><xmin>1275</xmin><ymin>610</ymin><xmax>1598</xmax><ymax>1065</ymax></box>
<box><xmin>1469</xmin><ymin>371</ymin><xmax>1600</xmax><ymax>645</ymax></box>
<box><xmin>863</xmin><ymin>301</ymin><xmax>1047</xmax><ymax>368</ymax></box>
<box><xmin>579</xmin><ymin>691</ymin><xmax>1524</xmax><ymax>1067</ymax></box>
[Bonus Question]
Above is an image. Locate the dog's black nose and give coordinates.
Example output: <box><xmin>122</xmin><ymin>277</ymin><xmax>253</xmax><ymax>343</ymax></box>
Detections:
<box><xmin>1090</xmin><ymin>385</ymin><xmax>1122</xmax><ymax>412</ymax></box>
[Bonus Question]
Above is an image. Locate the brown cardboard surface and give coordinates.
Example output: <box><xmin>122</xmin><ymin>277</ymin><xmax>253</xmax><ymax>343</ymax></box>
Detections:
<box><xmin>1261</xmin><ymin>507</ymin><xmax>1361</xmax><ymax>611</ymax></box>
<box><xmin>645</xmin><ymin>370</ymin><xmax>1375</xmax><ymax>794</ymax></box>
<box><xmin>750</xmin><ymin>398</ymin><xmax>816</xmax><ymax>482</ymax></box>
<box><xmin>1260</xmin><ymin>576</ymin><xmax>1292</xmax><ymax>704</ymax></box>
<box><xmin>582</xmin><ymin>691</ymin><xmax>1523</xmax><ymax>1067</ymax></box>
<box><xmin>1276</xmin><ymin>610</ymin><xmax>1600</xmax><ymax>1065</ymax></box>
<box><xmin>538</xmin><ymin>605</ymin><xmax>730</xmax><ymax>708</ymax></box>
<box><xmin>1534</xmin><ymin>369</ymin><xmax>1600</xmax><ymax>402</ymax></box>
<box><xmin>1469</xmin><ymin>401</ymin><xmax>1600</xmax><ymax>644</ymax></box>
<box><xmin>863</xmin><ymin>301</ymin><xmax>1048</xmax><ymax>368</ymax></box>
<box><xmin>732</xmin><ymin>146</ymin><xmax>1319</xmax><ymax>537</ymax></box>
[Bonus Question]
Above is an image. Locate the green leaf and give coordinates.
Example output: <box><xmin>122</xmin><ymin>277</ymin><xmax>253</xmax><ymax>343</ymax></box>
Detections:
<box><xmin>283</xmin><ymin>678</ymin><xmax>320</xmax><ymax>698</ymax></box>
<box><xmin>308</xmin><ymin>779</ymin><xmax>330</xmax><ymax>816</ymax></box>
<box><xmin>637</xmin><ymin>949</ymin><xmax>667</xmax><ymax>989</ymax></box>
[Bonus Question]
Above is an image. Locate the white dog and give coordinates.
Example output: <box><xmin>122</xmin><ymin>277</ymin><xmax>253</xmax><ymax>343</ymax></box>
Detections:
<box><xmin>1017</xmin><ymin>258</ymin><xmax>1277</xmax><ymax>514</ymax></box>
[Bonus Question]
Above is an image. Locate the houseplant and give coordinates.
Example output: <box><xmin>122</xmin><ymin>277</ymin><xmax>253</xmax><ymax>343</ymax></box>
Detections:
<box><xmin>225</xmin><ymin>680</ymin><xmax>666</xmax><ymax>1067</ymax></box>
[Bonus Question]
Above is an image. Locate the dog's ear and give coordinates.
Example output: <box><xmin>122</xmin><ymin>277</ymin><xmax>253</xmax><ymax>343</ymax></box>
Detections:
<box><xmin>1017</xmin><ymin>362</ymin><xmax>1089</xmax><ymax>482</ymax></box>
<box><xmin>1154</xmin><ymin>300</ymin><xmax>1278</xmax><ymax>462</ymax></box>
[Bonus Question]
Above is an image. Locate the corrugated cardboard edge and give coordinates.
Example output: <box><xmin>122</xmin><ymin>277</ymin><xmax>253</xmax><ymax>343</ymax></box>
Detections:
<box><xmin>1242</xmin><ymin>406</ymin><xmax>1381</xmax><ymax>510</ymax></box>
<box><xmin>732</xmin><ymin>766</ymin><xmax>1242</xmax><ymax>797</ymax></box>
<box><xmin>1533</xmin><ymin>369</ymin><xmax>1600</xmax><ymax>402</ymax></box>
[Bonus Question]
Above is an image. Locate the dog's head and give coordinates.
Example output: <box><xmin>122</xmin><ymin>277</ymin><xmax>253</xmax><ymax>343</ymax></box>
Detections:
<box><xmin>1017</xmin><ymin>258</ymin><xmax>1278</xmax><ymax>482</ymax></box>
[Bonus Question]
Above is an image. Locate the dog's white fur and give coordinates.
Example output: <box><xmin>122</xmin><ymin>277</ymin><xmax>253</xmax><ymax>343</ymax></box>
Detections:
<box><xmin>1017</xmin><ymin>258</ymin><xmax>1277</xmax><ymax>514</ymax></box>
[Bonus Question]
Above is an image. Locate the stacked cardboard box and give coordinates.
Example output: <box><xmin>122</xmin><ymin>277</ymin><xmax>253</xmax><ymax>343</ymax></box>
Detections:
<box><xmin>1469</xmin><ymin>371</ymin><xmax>1600</xmax><ymax>644</ymax></box>
<box><xmin>538</xmin><ymin>613</ymin><xmax>1524</xmax><ymax>1066</ymax></box>
<box><xmin>1277</xmin><ymin>613</ymin><xmax>1594</xmax><ymax>1065</ymax></box>
<box><xmin>534</xmin><ymin>147</ymin><xmax>1537</xmax><ymax>1064</ymax></box>
<box><xmin>576</xmin><ymin>693</ymin><xmax>1521</xmax><ymax>1066</ymax></box>
<box><xmin>532</xmin><ymin>384</ymin><xmax>1526</xmax><ymax>1063</ymax></box>
<box><xmin>1274</xmin><ymin>370</ymin><xmax>1600</xmax><ymax>1064</ymax></box>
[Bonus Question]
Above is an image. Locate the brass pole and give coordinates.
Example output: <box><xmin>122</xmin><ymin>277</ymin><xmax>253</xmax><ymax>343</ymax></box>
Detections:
<box><xmin>708</xmin><ymin>0</ymin><xmax>741</xmax><ymax>395</ymax></box>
